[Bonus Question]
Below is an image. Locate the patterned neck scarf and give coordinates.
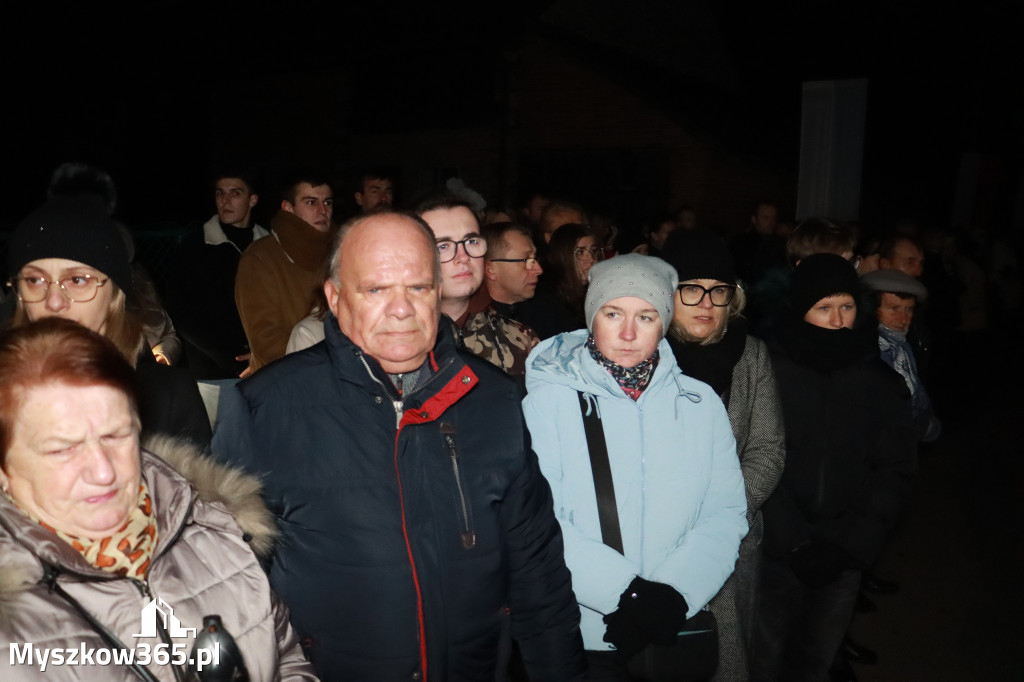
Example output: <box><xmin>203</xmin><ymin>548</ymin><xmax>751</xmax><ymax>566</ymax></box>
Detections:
<box><xmin>586</xmin><ymin>334</ymin><xmax>659</xmax><ymax>401</ymax></box>
<box><xmin>7</xmin><ymin>481</ymin><xmax>158</xmax><ymax>579</ymax></box>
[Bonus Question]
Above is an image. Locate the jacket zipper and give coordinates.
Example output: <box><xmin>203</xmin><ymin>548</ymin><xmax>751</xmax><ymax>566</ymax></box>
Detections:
<box><xmin>357</xmin><ymin>349</ymin><xmax>457</xmax><ymax>682</ymax></box>
<box><xmin>129</xmin><ymin>495</ymin><xmax>195</xmax><ymax>682</ymax></box>
<box><xmin>131</xmin><ymin>579</ymin><xmax>186</xmax><ymax>682</ymax></box>
<box><xmin>440</xmin><ymin>422</ymin><xmax>476</xmax><ymax>549</ymax></box>
<box><xmin>358</xmin><ymin>352</ymin><xmax>405</xmax><ymax>427</ymax></box>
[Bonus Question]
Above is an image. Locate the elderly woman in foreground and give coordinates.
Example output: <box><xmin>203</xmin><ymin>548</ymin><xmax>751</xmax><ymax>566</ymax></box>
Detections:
<box><xmin>523</xmin><ymin>254</ymin><xmax>747</xmax><ymax>681</ymax></box>
<box><xmin>0</xmin><ymin>318</ymin><xmax>316</xmax><ymax>681</ymax></box>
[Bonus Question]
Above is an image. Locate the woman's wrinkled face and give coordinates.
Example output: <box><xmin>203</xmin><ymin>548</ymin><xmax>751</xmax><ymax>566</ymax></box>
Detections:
<box><xmin>804</xmin><ymin>294</ymin><xmax>857</xmax><ymax>329</ymax></box>
<box><xmin>671</xmin><ymin>278</ymin><xmax>729</xmax><ymax>341</ymax></box>
<box><xmin>0</xmin><ymin>383</ymin><xmax>141</xmax><ymax>539</ymax></box>
<box><xmin>592</xmin><ymin>296</ymin><xmax>662</xmax><ymax>368</ymax></box>
<box><xmin>18</xmin><ymin>258</ymin><xmax>114</xmax><ymax>334</ymax></box>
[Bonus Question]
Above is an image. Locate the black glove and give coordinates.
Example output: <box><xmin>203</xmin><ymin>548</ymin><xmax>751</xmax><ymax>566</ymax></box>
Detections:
<box><xmin>602</xmin><ymin>607</ymin><xmax>650</xmax><ymax>659</ymax></box>
<box><xmin>614</xmin><ymin>577</ymin><xmax>689</xmax><ymax>644</ymax></box>
<box><xmin>790</xmin><ymin>542</ymin><xmax>852</xmax><ymax>588</ymax></box>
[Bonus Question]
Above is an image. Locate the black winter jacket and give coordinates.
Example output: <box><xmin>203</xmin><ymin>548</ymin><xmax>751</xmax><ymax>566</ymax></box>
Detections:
<box><xmin>762</xmin><ymin>321</ymin><xmax>918</xmax><ymax>568</ymax></box>
<box><xmin>212</xmin><ymin>315</ymin><xmax>584</xmax><ymax>682</ymax></box>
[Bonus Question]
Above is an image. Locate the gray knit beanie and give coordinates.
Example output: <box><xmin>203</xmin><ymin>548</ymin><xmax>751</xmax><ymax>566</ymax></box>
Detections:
<box><xmin>585</xmin><ymin>253</ymin><xmax>679</xmax><ymax>336</ymax></box>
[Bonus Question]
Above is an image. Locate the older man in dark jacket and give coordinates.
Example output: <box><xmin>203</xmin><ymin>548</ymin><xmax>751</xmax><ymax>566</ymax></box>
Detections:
<box><xmin>212</xmin><ymin>210</ymin><xmax>584</xmax><ymax>682</ymax></box>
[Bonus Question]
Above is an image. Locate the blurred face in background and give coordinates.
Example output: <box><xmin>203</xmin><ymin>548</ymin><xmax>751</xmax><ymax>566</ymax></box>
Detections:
<box><xmin>355</xmin><ymin>177</ymin><xmax>394</xmax><ymax>212</ymax></box>
<box><xmin>573</xmin><ymin>235</ymin><xmax>601</xmax><ymax>284</ymax></box>
<box><xmin>881</xmin><ymin>239</ymin><xmax>924</xmax><ymax>278</ymax></box>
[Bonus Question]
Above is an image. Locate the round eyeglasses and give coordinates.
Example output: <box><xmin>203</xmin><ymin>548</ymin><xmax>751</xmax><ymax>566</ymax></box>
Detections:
<box><xmin>488</xmin><ymin>256</ymin><xmax>539</xmax><ymax>270</ymax></box>
<box><xmin>8</xmin><ymin>275</ymin><xmax>110</xmax><ymax>303</ymax></box>
<box><xmin>573</xmin><ymin>246</ymin><xmax>604</xmax><ymax>262</ymax></box>
<box><xmin>677</xmin><ymin>283</ymin><xmax>736</xmax><ymax>307</ymax></box>
<box><xmin>436</xmin><ymin>236</ymin><xmax>487</xmax><ymax>263</ymax></box>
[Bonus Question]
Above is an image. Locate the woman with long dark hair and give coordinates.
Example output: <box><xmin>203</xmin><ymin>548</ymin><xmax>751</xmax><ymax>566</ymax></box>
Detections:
<box><xmin>526</xmin><ymin>223</ymin><xmax>603</xmax><ymax>339</ymax></box>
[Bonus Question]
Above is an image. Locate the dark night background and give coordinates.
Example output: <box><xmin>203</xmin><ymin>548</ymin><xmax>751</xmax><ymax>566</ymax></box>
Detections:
<box><xmin>3</xmin><ymin>0</ymin><xmax>1021</xmax><ymax>237</ymax></box>
<box><xmin>2</xmin><ymin>3</ymin><xmax>1022</xmax><ymax>679</ymax></box>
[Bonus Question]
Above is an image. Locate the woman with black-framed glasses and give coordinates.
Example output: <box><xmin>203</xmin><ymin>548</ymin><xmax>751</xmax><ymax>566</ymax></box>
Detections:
<box><xmin>5</xmin><ymin>197</ymin><xmax>212</xmax><ymax>450</ymax></box>
<box><xmin>663</xmin><ymin>229</ymin><xmax>786</xmax><ymax>682</ymax></box>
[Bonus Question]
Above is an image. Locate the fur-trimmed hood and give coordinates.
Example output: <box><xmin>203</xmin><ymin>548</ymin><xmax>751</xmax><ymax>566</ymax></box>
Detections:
<box><xmin>143</xmin><ymin>434</ymin><xmax>277</xmax><ymax>557</ymax></box>
<box><xmin>0</xmin><ymin>436</ymin><xmax>276</xmax><ymax>620</ymax></box>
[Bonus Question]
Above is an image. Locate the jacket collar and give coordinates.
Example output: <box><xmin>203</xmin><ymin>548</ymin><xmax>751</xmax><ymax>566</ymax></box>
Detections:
<box><xmin>526</xmin><ymin>330</ymin><xmax>702</xmax><ymax>407</ymax></box>
<box><xmin>269</xmin><ymin>210</ymin><xmax>335</xmax><ymax>271</ymax></box>
<box><xmin>202</xmin><ymin>215</ymin><xmax>268</xmax><ymax>251</ymax></box>
<box><xmin>322</xmin><ymin>312</ymin><xmax>472</xmax><ymax>406</ymax></box>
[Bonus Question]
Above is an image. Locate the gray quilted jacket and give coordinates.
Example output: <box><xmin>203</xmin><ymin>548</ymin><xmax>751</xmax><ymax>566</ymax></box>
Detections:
<box><xmin>0</xmin><ymin>437</ymin><xmax>317</xmax><ymax>682</ymax></box>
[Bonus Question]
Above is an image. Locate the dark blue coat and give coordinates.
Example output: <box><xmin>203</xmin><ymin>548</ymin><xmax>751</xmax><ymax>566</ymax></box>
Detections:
<box><xmin>212</xmin><ymin>315</ymin><xmax>584</xmax><ymax>682</ymax></box>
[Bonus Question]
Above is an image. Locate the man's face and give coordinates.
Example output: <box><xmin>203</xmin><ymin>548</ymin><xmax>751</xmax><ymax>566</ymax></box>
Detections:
<box><xmin>877</xmin><ymin>292</ymin><xmax>916</xmax><ymax>333</ymax></box>
<box><xmin>282</xmin><ymin>182</ymin><xmax>334</xmax><ymax>232</ymax></box>
<box><xmin>420</xmin><ymin>206</ymin><xmax>484</xmax><ymax>304</ymax></box>
<box><xmin>325</xmin><ymin>215</ymin><xmax>439</xmax><ymax>373</ymax></box>
<box><xmin>214</xmin><ymin>178</ymin><xmax>258</xmax><ymax>228</ymax></box>
<box><xmin>751</xmin><ymin>204</ymin><xmax>778</xmax><ymax>235</ymax></box>
<box><xmin>355</xmin><ymin>177</ymin><xmax>394</xmax><ymax>212</ymax></box>
<box><xmin>485</xmin><ymin>230</ymin><xmax>543</xmax><ymax>304</ymax></box>
<box><xmin>881</xmin><ymin>240</ymin><xmax>924</xmax><ymax>279</ymax></box>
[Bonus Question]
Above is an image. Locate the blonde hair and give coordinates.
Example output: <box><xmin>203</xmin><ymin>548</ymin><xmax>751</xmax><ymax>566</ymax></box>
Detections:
<box><xmin>668</xmin><ymin>284</ymin><xmax>747</xmax><ymax>347</ymax></box>
<box><xmin>11</xmin><ymin>285</ymin><xmax>145</xmax><ymax>367</ymax></box>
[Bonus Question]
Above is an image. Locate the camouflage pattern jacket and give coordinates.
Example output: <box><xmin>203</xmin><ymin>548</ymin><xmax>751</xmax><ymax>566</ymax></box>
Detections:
<box><xmin>459</xmin><ymin>307</ymin><xmax>540</xmax><ymax>377</ymax></box>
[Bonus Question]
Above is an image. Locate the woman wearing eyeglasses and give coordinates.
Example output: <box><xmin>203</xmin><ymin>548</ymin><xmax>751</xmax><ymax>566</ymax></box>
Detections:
<box><xmin>526</xmin><ymin>222</ymin><xmax>603</xmax><ymax>340</ymax></box>
<box><xmin>663</xmin><ymin>229</ymin><xmax>786</xmax><ymax>682</ymax></box>
<box><xmin>5</xmin><ymin>197</ymin><xmax>212</xmax><ymax>449</ymax></box>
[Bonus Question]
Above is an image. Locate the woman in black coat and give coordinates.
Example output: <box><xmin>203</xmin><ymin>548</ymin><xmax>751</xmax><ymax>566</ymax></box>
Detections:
<box><xmin>749</xmin><ymin>254</ymin><xmax>917</xmax><ymax>682</ymax></box>
<box><xmin>5</xmin><ymin>196</ymin><xmax>212</xmax><ymax>449</ymax></box>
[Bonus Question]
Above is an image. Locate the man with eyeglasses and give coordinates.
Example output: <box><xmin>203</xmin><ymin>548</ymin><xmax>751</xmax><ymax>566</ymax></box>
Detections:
<box><xmin>481</xmin><ymin>222</ymin><xmax>544</xmax><ymax>321</ymax></box>
<box><xmin>417</xmin><ymin>197</ymin><xmax>540</xmax><ymax>377</ymax></box>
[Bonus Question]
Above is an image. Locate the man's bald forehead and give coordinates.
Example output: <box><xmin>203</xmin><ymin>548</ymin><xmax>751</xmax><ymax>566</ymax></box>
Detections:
<box><xmin>331</xmin><ymin>211</ymin><xmax>439</xmax><ymax>284</ymax></box>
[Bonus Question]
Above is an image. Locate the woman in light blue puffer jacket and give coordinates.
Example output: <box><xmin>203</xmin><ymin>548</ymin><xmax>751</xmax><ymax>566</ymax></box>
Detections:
<box><xmin>523</xmin><ymin>254</ymin><xmax>748</xmax><ymax>679</ymax></box>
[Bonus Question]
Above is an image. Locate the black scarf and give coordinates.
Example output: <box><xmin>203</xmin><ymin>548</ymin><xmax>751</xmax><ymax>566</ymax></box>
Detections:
<box><xmin>586</xmin><ymin>334</ymin><xmax>659</xmax><ymax>396</ymax></box>
<box><xmin>777</xmin><ymin>313</ymin><xmax>878</xmax><ymax>372</ymax></box>
<box><xmin>668</xmin><ymin>318</ymin><xmax>748</xmax><ymax>401</ymax></box>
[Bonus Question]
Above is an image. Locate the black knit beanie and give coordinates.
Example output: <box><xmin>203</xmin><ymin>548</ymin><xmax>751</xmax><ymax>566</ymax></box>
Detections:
<box><xmin>662</xmin><ymin>229</ymin><xmax>736</xmax><ymax>285</ymax></box>
<box><xmin>7</xmin><ymin>196</ymin><xmax>132</xmax><ymax>292</ymax></box>
<box><xmin>790</xmin><ymin>252</ymin><xmax>860</xmax><ymax>316</ymax></box>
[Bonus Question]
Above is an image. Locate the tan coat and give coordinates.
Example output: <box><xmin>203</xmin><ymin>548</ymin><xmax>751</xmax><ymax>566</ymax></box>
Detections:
<box><xmin>0</xmin><ymin>436</ymin><xmax>318</xmax><ymax>681</ymax></box>
<box><xmin>235</xmin><ymin>211</ymin><xmax>334</xmax><ymax>371</ymax></box>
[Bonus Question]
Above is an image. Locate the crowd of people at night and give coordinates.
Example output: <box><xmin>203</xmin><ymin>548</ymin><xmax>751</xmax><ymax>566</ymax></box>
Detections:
<box><xmin>0</xmin><ymin>161</ymin><xmax>1017</xmax><ymax>682</ymax></box>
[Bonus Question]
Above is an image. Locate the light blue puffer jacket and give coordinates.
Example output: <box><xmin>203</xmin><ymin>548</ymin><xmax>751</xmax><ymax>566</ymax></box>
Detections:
<box><xmin>523</xmin><ymin>330</ymin><xmax>748</xmax><ymax>651</ymax></box>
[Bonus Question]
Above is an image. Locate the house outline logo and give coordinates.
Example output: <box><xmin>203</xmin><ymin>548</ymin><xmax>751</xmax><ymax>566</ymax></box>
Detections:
<box><xmin>133</xmin><ymin>598</ymin><xmax>198</xmax><ymax>639</ymax></box>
